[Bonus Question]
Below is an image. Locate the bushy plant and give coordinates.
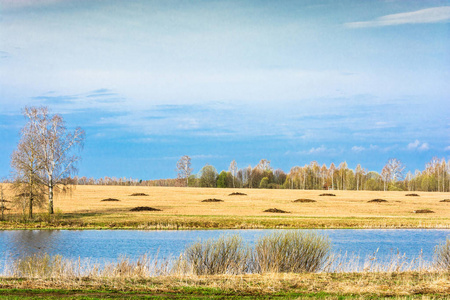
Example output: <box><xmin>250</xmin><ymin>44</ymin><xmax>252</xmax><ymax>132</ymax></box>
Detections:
<box><xmin>178</xmin><ymin>235</ymin><xmax>251</xmax><ymax>275</ymax></box>
<box><xmin>254</xmin><ymin>231</ymin><xmax>331</xmax><ymax>273</ymax></box>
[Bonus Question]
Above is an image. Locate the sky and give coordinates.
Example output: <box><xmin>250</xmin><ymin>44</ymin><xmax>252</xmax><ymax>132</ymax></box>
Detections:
<box><xmin>0</xmin><ymin>0</ymin><xmax>449</xmax><ymax>180</ymax></box>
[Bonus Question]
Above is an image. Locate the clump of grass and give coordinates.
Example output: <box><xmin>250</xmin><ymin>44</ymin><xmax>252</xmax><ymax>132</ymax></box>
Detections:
<box><xmin>264</xmin><ymin>208</ymin><xmax>289</xmax><ymax>213</ymax></box>
<box><xmin>413</xmin><ymin>209</ymin><xmax>434</xmax><ymax>213</ymax></box>
<box><xmin>319</xmin><ymin>193</ymin><xmax>335</xmax><ymax>196</ymax></box>
<box><xmin>293</xmin><ymin>199</ymin><xmax>316</xmax><ymax>203</ymax></box>
<box><xmin>130</xmin><ymin>193</ymin><xmax>149</xmax><ymax>196</ymax></box>
<box><xmin>11</xmin><ymin>253</ymin><xmax>74</xmax><ymax>278</ymax></box>
<box><xmin>368</xmin><ymin>199</ymin><xmax>388</xmax><ymax>203</ymax></box>
<box><xmin>101</xmin><ymin>198</ymin><xmax>120</xmax><ymax>202</ymax></box>
<box><xmin>201</xmin><ymin>198</ymin><xmax>224</xmax><ymax>202</ymax></box>
<box><xmin>434</xmin><ymin>238</ymin><xmax>450</xmax><ymax>272</ymax></box>
<box><xmin>178</xmin><ymin>235</ymin><xmax>251</xmax><ymax>275</ymax></box>
<box><xmin>130</xmin><ymin>206</ymin><xmax>161</xmax><ymax>212</ymax></box>
<box><xmin>440</xmin><ymin>199</ymin><xmax>450</xmax><ymax>203</ymax></box>
<box><xmin>406</xmin><ymin>193</ymin><xmax>420</xmax><ymax>196</ymax></box>
<box><xmin>254</xmin><ymin>231</ymin><xmax>331</xmax><ymax>273</ymax></box>
<box><xmin>228</xmin><ymin>192</ymin><xmax>247</xmax><ymax>196</ymax></box>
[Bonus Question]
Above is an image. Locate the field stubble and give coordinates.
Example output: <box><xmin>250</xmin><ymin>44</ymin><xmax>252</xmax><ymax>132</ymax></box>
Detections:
<box><xmin>0</xmin><ymin>185</ymin><xmax>449</xmax><ymax>229</ymax></box>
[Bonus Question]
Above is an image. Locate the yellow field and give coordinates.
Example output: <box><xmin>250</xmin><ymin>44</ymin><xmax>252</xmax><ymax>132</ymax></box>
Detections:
<box><xmin>1</xmin><ymin>184</ymin><xmax>450</xmax><ymax>229</ymax></box>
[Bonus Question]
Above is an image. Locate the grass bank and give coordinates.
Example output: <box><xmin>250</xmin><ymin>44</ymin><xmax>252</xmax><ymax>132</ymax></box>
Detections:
<box><xmin>1</xmin><ymin>272</ymin><xmax>450</xmax><ymax>299</ymax></box>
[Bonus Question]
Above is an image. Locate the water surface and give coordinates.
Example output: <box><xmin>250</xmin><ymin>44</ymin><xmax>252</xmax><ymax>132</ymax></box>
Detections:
<box><xmin>1</xmin><ymin>229</ymin><xmax>448</xmax><ymax>271</ymax></box>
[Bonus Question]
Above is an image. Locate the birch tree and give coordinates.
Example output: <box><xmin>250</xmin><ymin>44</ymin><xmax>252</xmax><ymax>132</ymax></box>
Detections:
<box><xmin>10</xmin><ymin>113</ymin><xmax>46</xmax><ymax>218</ymax></box>
<box><xmin>228</xmin><ymin>160</ymin><xmax>237</xmax><ymax>188</ymax></box>
<box><xmin>177</xmin><ymin>155</ymin><xmax>193</xmax><ymax>187</ymax></box>
<box><xmin>24</xmin><ymin>107</ymin><xmax>85</xmax><ymax>214</ymax></box>
<box><xmin>385</xmin><ymin>158</ymin><xmax>405</xmax><ymax>186</ymax></box>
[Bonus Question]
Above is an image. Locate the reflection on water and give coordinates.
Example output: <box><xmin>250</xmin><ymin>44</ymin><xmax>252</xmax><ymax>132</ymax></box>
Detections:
<box><xmin>6</xmin><ymin>230</ymin><xmax>61</xmax><ymax>257</ymax></box>
<box><xmin>1</xmin><ymin>229</ymin><xmax>449</xmax><ymax>272</ymax></box>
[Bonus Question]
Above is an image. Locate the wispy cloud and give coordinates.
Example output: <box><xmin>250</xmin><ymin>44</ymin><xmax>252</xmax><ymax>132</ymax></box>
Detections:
<box><xmin>0</xmin><ymin>0</ymin><xmax>62</xmax><ymax>10</ymax></box>
<box><xmin>346</xmin><ymin>6</ymin><xmax>450</xmax><ymax>28</ymax></box>
<box><xmin>445</xmin><ymin>146</ymin><xmax>450</xmax><ymax>151</ymax></box>
<box><xmin>32</xmin><ymin>89</ymin><xmax>125</xmax><ymax>112</ymax></box>
<box><xmin>351</xmin><ymin>146</ymin><xmax>365</xmax><ymax>152</ymax></box>
<box><xmin>407</xmin><ymin>140</ymin><xmax>429</xmax><ymax>151</ymax></box>
<box><xmin>308</xmin><ymin>146</ymin><xmax>328</xmax><ymax>154</ymax></box>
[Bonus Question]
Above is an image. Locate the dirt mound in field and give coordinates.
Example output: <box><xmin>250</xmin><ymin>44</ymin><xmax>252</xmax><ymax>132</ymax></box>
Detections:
<box><xmin>293</xmin><ymin>199</ymin><xmax>316</xmax><ymax>203</ymax></box>
<box><xmin>413</xmin><ymin>209</ymin><xmax>434</xmax><ymax>214</ymax></box>
<box><xmin>264</xmin><ymin>208</ymin><xmax>289</xmax><ymax>213</ymax></box>
<box><xmin>130</xmin><ymin>193</ymin><xmax>149</xmax><ymax>196</ymax></box>
<box><xmin>440</xmin><ymin>199</ymin><xmax>450</xmax><ymax>202</ymax></box>
<box><xmin>319</xmin><ymin>193</ymin><xmax>336</xmax><ymax>196</ymax></box>
<box><xmin>368</xmin><ymin>199</ymin><xmax>388</xmax><ymax>203</ymax></box>
<box><xmin>229</xmin><ymin>192</ymin><xmax>247</xmax><ymax>196</ymax></box>
<box><xmin>202</xmin><ymin>198</ymin><xmax>224</xmax><ymax>202</ymax></box>
<box><xmin>101</xmin><ymin>198</ymin><xmax>120</xmax><ymax>202</ymax></box>
<box><xmin>406</xmin><ymin>193</ymin><xmax>420</xmax><ymax>197</ymax></box>
<box><xmin>130</xmin><ymin>206</ymin><xmax>161</xmax><ymax>212</ymax></box>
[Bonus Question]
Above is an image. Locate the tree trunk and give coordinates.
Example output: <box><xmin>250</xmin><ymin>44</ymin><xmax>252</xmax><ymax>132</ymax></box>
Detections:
<box><xmin>29</xmin><ymin>170</ymin><xmax>33</xmax><ymax>219</ymax></box>
<box><xmin>29</xmin><ymin>196</ymin><xmax>33</xmax><ymax>219</ymax></box>
<box><xmin>48</xmin><ymin>175</ymin><xmax>54</xmax><ymax>214</ymax></box>
<box><xmin>1</xmin><ymin>188</ymin><xmax>4</xmax><ymax>221</ymax></box>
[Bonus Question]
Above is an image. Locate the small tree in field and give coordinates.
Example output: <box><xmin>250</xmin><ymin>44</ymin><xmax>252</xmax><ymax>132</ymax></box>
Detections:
<box><xmin>229</xmin><ymin>160</ymin><xmax>237</xmax><ymax>188</ymax></box>
<box><xmin>177</xmin><ymin>155</ymin><xmax>193</xmax><ymax>187</ymax></box>
<box><xmin>11</xmin><ymin>112</ymin><xmax>46</xmax><ymax>218</ymax></box>
<box><xmin>21</xmin><ymin>107</ymin><xmax>85</xmax><ymax>214</ymax></box>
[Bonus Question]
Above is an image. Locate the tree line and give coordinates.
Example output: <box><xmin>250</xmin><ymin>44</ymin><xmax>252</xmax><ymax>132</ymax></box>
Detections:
<box><xmin>166</xmin><ymin>156</ymin><xmax>449</xmax><ymax>192</ymax></box>
<box><xmin>68</xmin><ymin>156</ymin><xmax>450</xmax><ymax>193</ymax></box>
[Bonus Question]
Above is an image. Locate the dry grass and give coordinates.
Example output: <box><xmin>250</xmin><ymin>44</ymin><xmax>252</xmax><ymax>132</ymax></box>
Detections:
<box><xmin>1</xmin><ymin>255</ymin><xmax>450</xmax><ymax>298</ymax></box>
<box><xmin>1</xmin><ymin>184</ymin><xmax>450</xmax><ymax>229</ymax></box>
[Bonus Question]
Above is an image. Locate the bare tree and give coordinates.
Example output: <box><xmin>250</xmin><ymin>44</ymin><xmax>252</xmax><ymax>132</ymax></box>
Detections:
<box><xmin>355</xmin><ymin>164</ymin><xmax>363</xmax><ymax>191</ymax></box>
<box><xmin>385</xmin><ymin>158</ymin><xmax>405</xmax><ymax>187</ymax></box>
<box><xmin>380</xmin><ymin>166</ymin><xmax>390</xmax><ymax>191</ymax></box>
<box><xmin>329</xmin><ymin>163</ymin><xmax>336</xmax><ymax>190</ymax></box>
<box><xmin>1</xmin><ymin>184</ymin><xmax>5</xmax><ymax>221</ymax></box>
<box><xmin>256</xmin><ymin>159</ymin><xmax>272</xmax><ymax>172</ymax></box>
<box><xmin>24</xmin><ymin>107</ymin><xmax>85</xmax><ymax>214</ymax></box>
<box><xmin>10</xmin><ymin>115</ymin><xmax>46</xmax><ymax>218</ymax></box>
<box><xmin>177</xmin><ymin>155</ymin><xmax>193</xmax><ymax>187</ymax></box>
<box><xmin>228</xmin><ymin>160</ymin><xmax>238</xmax><ymax>188</ymax></box>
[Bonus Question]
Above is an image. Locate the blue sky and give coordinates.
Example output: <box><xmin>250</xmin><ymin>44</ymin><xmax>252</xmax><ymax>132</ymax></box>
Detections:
<box><xmin>1</xmin><ymin>0</ymin><xmax>449</xmax><ymax>180</ymax></box>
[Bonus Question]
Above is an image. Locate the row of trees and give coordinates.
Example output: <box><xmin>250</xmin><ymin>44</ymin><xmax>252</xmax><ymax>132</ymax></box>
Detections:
<box><xmin>69</xmin><ymin>156</ymin><xmax>450</xmax><ymax>193</ymax></box>
<box><xmin>172</xmin><ymin>156</ymin><xmax>450</xmax><ymax>192</ymax></box>
<box><xmin>9</xmin><ymin>107</ymin><xmax>84</xmax><ymax>218</ymax></box>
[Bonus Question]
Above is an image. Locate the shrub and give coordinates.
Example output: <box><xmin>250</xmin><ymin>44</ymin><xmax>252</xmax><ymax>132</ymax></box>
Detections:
<box><xmin>178</xmin><ymin>235</ymin><xmax>251</xmax><ymax>275</ymax></box>
<box><xmin>259</xmin><ymin>177</ymin><xmax>269</xmax><ymax>188</ymax></box>
<box><xmin>434</xmin><ymin>238</ymin><xmax>450</xmax><ymax>271</ymax></box>
<box><xmin>254</xmin><ymin>231</ymin><xmax>331</xmax><ymax>273</ymax></box>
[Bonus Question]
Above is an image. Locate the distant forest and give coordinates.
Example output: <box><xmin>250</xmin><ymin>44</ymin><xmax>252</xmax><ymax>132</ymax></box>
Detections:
<box><xmin>68</xmin><ymin>157</ymin><xmax>449</xmax><ymax>192</ymax></box>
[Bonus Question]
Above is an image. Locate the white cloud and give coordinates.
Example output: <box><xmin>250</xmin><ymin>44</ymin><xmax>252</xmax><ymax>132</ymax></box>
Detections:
<box><xmin>407</xmin><ymin>140</ymin><xmax>429</xmax><ymax>151</ymax></box>
<box><xmin>419</xmin><ymin>143</ymin><xmax>429</xmax><ymax>151</ymax></box>
<box><xmin>407</xmin><ymin>140</ymin><xmax>421</xmax><ymax>149</ymax></box>
<box><xmin>351</xmin><ymin>146</ymin><xmax>365</xmax><ymax>152</ymax></box>
<box><xmin>308</xmin><ymin>146</ymin><xmax>327</xmax><ymax>154</ymax></box>
<box><xmin>445</xmin><ymin>146</ymin><xmax>450</xmax><ymax>151</ymax></box>
<box><xmin>346</xmin><ymin>6</ymin><xmax>450</xmax><ymax>28</ymax></box>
